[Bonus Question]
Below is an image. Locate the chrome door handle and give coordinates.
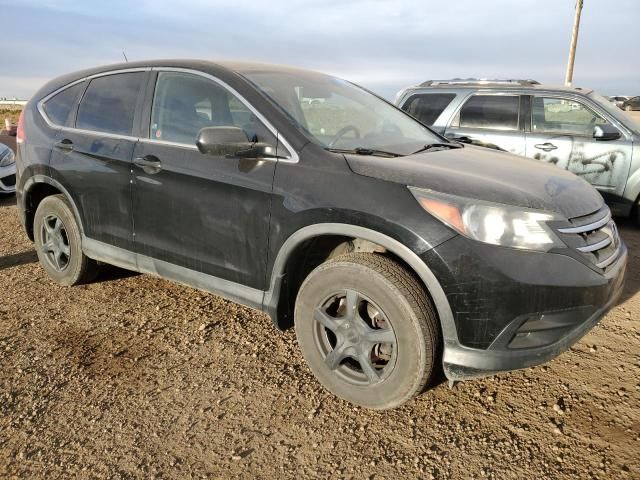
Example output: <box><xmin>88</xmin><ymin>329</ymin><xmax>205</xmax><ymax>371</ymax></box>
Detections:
<box><xmin>133</xmin><ymin>155</ymin><xmax>162</xmax><ymax>174</ymax></box>
<box><xmin>534</xmin><ymin>142</ymin><xmax>558</xmax><ymax>152</ymax></box>
<box><xmin>54</xmin><ymin>139</ymin><xmax>73</xmax><ymax>152</ymax></box>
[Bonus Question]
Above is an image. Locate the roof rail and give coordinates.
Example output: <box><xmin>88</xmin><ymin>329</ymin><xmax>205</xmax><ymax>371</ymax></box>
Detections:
<box><xmin>419</xmin><ymin>78</ymin><xmax>541</xmax><ymax>87</ymax></box>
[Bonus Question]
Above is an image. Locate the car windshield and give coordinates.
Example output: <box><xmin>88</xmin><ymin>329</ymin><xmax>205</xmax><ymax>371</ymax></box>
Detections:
<box><xmin>589</xmin><ymin>91</ymin><xmax>640</xmax><ymax>134</ymax></box>
<box><xmin>240</xmin><ymin>69</ymin><xmax>444</xmax><ymax>156</ymax></box>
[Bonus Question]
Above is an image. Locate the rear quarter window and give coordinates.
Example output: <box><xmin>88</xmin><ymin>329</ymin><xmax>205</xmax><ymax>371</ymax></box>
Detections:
<box><xmin>76</xmin><ymin>72</ymin><xmax>145</xmax><ymax>136</ymax></box>
<box><xmin>402</xmin><ymin>93</ymin><xmax>456</xmax><ymax>125</ymax></box>
<box><xmin>42</xmin><ymin>82</ymin><xmax>85</xmax><ymax>127</ymax></box>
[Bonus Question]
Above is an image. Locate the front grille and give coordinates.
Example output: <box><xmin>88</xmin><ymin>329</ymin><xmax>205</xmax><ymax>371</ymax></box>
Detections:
<box><xmin>557</xmin><ymin>207</ymin><xmax>622</xmax><ymax>270</ymax></box>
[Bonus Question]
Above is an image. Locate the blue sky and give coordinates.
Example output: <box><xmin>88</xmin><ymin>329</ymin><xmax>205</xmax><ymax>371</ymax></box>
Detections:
<box><xmin>1</xmin><ymin>0</ymin><xmax>638</xmax><ymax>100</ymax></box>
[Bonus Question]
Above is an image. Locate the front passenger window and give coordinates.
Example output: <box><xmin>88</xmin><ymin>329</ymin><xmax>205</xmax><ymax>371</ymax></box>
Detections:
<box><xmin>532</xmin><ymin>97</ymin><xmax>608</xmax><ymax>136</ymax></box>
<box><xmin>150</xmin><ymin>72</ymin><xmax>276</xmax><ymax>146</ymax></box>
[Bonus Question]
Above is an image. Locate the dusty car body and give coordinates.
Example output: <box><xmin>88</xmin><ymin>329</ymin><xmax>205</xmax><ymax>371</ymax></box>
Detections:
<box><xmin>14</xmin><ymin>62</ymin><xmax>626</xmax><ymax>409</ymax></box>
<box><xmin>396</xmin><ymin>79</ymin><xmax>640</xmax><ymax>217</ymax></box>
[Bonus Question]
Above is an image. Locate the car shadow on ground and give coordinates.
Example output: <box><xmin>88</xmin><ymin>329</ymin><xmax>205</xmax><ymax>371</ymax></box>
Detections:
<box><xmin>0</xmin><ymin>194</ymin><xmax>16</xmax><ymax>208</ymax></box>
<box><xmin>0</xmin><ymin>250</ymin><xmax>38</xmax><ymax>271</ymax></box>
<box><xmin>612</xmin><ymin>216</ymin><xmax>638</xmax><ymax>305</ymax></box>
<box><xmin>94</xmin><ymin>264</ymin><xmax>140</xmax><ymax>283</ymax></box>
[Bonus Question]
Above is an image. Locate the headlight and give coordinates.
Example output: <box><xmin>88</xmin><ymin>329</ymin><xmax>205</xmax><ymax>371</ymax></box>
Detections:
<box><xmin>0</xmin><ymin>148</ymin><xmax>15</xmax><ymax>167</ymax></box>
<box><xmin>410</xmin><ymin>187</ymin><xmax>564</xmax><ymax>251</ymax></box>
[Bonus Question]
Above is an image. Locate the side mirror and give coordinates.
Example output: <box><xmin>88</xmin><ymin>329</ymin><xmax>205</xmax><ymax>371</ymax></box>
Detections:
<box><xmin>593</xmin><ymin>124</ymin><xmax>621</xmax><ymax>141</ymax></box>
<box><xmin>196</xmin><ymin>126</ymin><xmax>278</xmax><ymax>159</ymax></box>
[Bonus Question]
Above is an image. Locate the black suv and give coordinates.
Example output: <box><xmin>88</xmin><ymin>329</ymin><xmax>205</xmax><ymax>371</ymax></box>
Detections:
<box><xmin>15</xmin><ymin>61</ymin><xmax>627</xmax><ymax>409</ymax></box>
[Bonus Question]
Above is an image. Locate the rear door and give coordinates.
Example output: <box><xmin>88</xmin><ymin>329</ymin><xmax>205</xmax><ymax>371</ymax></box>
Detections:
<box><xmin>443</xmin><ymin>93</ymin><xmax>526</xmax><ymax>155</ymax></box>
<box><xmin>49</xmin><ymin>70</ymin><xmax>147</xmax><ymax>250</ymax></box>
<box><xmin>525</xmin><ymin>95</ymin><xmax>633</xmax><ymax>198</ymax></box>
<box><xmin>131</xmin><ymin>69</ymin><xmax>280</xmax><ymax>289</ymax></box>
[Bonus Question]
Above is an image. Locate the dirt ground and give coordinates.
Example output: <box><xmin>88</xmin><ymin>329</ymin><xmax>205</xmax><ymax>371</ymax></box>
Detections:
<box><xmin>0</xmin><ymin>195</ymin><xmax>639</xmax><ymax>479</ymax></box>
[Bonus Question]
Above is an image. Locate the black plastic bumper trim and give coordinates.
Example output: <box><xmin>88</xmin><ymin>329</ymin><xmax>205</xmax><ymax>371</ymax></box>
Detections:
<box><xmin>442</xmin><ymin>245</ymin><xmax>627</xmax><ymax>381</ymax></box>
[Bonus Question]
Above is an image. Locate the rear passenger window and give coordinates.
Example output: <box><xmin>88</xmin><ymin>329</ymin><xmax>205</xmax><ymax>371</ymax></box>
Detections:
<box><xmin>150</xmin><ymin>71</ymin><xmax>277</xmax><ymax>146</ymax></box>
<box><xmin>454</xmin><ymin>95</ymin><xmax>520</xmax><ymax>130</ymax></box>
<box><xmin>76</xmin><ymin>73</ymin><xmax>144</xmax><ymax>135</ymax></box>
<box><xmin>42</xmin><ymin>82</ymin><xmax>85</xmax><ymax>126</ymax></box>
<box><xmin>402</xmin><ymin>93</ymin><xmax>455</xmax><ymax>125</ymax></box>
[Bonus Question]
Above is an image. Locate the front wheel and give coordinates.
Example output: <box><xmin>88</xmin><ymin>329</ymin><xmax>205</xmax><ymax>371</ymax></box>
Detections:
<box><xmin>625</xmin><ymin>105</ymin><xmax>633</xmax><ymax>111</ymax></box>
<box><xmin>294</xmin><ymin>253</ymin><xmax>441</xmax><ymax>409</ymax></box>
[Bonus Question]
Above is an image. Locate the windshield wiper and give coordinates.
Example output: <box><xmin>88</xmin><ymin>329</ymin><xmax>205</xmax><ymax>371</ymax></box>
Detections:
<box><xmin>325</xmin><ymin>147</ymin><xmax>401</xmax><ymax>158</ymax></box>
<box><xmin>409</xmin><ymin>142</ymin><xmax>463</xmax><ymax>155</ymax></box>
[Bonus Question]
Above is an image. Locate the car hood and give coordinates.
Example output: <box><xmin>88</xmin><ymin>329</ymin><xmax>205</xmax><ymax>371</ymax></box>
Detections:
<box><xmin>345</xmin><ymin>145</ymin><xmax>604</xmax><ymax>219</ymax></box>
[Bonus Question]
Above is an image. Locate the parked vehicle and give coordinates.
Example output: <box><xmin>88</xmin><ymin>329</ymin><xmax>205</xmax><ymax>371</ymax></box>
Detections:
<box><xmin>621</xmin><ymin>96</ymin><xmax>640</xmax><ymax>112</ymax></box>
<box><xmin>15</xmin><ymin>62</ymin><xmax>626</xmax><ymax>409</ymax></box>
<box><xmin>396</xmin><ymin>79</ymin><xmax>640</xmax><ymax>217</ymax></box>
<box><xmin>608</xmin><ymin>96</ymin><xmax>629</xmax><ymax>108</ymax></box>
<box><xmin>0</xmin><ymin>142</ymin><xmax>16</xmax><ymax>194</ymax></box>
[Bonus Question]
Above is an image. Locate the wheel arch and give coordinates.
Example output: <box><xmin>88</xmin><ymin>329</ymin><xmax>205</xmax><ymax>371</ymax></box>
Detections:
<box><xmin>263</xmin><ymin>223</ymin><xmax>457</xmax><ymax>344</ymax></box>
<box><xmin>22</xmin><ymin>175</ymin><xmax>84</xmax><ymax>240</ymax></box>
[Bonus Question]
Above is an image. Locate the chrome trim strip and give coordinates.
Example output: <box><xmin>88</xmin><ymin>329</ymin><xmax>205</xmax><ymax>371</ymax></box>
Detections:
<box><xmin>558</xmin><ymin>211</ymin><xmax>612</xmax><ymax>234</ymax></box>
<box><xmin>36</xmin><ymin>66</ymin><xmax>300</xmax><ymax>164</ymax></box>
<box><xmin>58</xmin><ymin>126</ymin><xmax>139</xmax><ymax>142</ymax></box>
<box><xmin>138</xmin><ymin>137</ymin><xmax>284</xmax><ymax>162</ymax></box>
<box><xmin>576</xmin><ymin>236</ymin><xmax>611</xmax><ymax>253</ymax></box>
<box><xmin>150</xmin><ymin>67</ymin><xmax>299</xmax><ymax>164</ymax></box>
<box><xmin>139</xmin><ymin>138</ymin><xmax>198</xmax><ymax>151</ymax></box>
<box><xmin>596</xmin><ymin>244</ymin><xmax>622</xmax><ymax>269</ymax></box>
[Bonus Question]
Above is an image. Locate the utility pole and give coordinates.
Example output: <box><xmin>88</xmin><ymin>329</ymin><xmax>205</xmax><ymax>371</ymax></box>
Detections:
<box><xmin>565</xmin><ymin>0</ymin><xmax>584</xmax><ymax>86</ymax></box>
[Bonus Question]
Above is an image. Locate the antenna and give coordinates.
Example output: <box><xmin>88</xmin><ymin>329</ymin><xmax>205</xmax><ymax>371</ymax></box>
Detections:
<box><xmin>122</xmin><ymin>51</ymin><xmax>129</xmax><ymax>63</ymax></box>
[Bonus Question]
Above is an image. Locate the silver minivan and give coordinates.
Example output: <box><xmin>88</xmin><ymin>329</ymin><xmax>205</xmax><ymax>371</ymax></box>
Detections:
<box><xmin>395</xmin><ymin>79</ymin><xmax>640</xmax><ymax>218</ymax></box>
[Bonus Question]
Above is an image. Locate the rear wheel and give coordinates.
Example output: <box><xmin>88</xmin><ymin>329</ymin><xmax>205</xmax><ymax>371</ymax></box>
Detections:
<box><xmin>625</xmin><ymin>105</ymin><xmax>633</xmax><ymax>111</ymax></box>
<box><xmin>33</xmin><ymin>195</ymin><xmax>98</xmax><ymax>285</ymax></box>
<box><xmin>294</xmin><ymin>252</ymin><xmax>440</xmax><ymax>409</ymax></box>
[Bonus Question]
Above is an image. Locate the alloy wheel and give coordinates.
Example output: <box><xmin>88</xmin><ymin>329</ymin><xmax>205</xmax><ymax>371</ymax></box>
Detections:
<box><xmin>312</xmin><ymin>289</ymin><xmax>397</xmax><ymax>385</ymax></box>
<box><xmin>40</xmin><ymin>214</ymin><xmax>71</xmax><ymax>271</ymax></box>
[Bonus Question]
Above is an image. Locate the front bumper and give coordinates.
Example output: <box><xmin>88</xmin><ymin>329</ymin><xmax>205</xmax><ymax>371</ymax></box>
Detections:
<box><xmin>423</xmin><ymin>236</ymin><xmax>627</xmax><ymax>381</ymax></box>
<box><xmin>0</xmin><ymin>163</ymin><xmax>16</xmax><ymax>194</ymax></box>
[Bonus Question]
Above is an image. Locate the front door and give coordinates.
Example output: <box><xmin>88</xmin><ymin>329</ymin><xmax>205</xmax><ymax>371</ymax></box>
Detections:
<box><xmin>444</xmin><ymin>93</ymin><xmax>526</xmax><ymax>156</ymax></box>
<box><xmin>525</xmin><ymin>95</ymin><xmax>634</xmax><ymax>198</ymax></box>
<box><xmin>131</xmin><ymin>70</ymin><xmax>279</xmax><ymax>289</ymax></box>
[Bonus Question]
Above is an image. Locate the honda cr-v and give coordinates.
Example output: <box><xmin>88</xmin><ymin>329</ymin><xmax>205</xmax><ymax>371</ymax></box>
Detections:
<box><xmin>15</xmin><ymin>61</ymin><xmax>626</xmax><ymax>409</ymax></box>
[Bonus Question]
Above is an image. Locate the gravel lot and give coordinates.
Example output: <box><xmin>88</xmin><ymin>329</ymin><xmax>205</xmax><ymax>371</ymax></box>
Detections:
<box><xmin>1</xmin><ymin>105</ymin><xmax>640</xmax><ymax>479</ymax></box>
<box><xmin>1</xmin><ymin>191</ymin><xmax>639</xmax><ymax>478</ymax></box>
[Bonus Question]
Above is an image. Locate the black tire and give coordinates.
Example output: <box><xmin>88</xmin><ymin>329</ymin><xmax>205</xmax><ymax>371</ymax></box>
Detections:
<box><xmin>33</xmin><ymin>194</ymin><xmax>99</xmax><ymax>286</ymax></box>
<box><xmin>294</xmin><ymin>252</ymin><xmax>440</xmax><ymax>410</ymax></box>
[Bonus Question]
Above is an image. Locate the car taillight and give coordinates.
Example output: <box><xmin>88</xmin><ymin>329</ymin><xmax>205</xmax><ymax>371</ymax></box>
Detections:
<box><xmin>16</xmin><ymin>110</ymin><xmax>25</xmax><ymax>144</ymax></box>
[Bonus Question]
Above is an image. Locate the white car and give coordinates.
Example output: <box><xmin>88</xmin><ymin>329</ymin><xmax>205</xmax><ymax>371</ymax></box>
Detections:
<box><xmin>0</xmin><ymin>142</ymin><xmax>16</xmax><ymax>194</ymax></box>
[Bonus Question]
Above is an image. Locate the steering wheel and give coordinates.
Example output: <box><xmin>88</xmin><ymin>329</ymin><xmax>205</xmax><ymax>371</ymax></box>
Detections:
<box><xmin>328</xmin><ymin>125</ymin><xmax>361</xmax><ymax>147</ymax></box>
